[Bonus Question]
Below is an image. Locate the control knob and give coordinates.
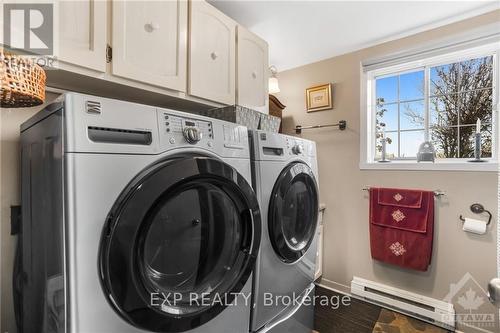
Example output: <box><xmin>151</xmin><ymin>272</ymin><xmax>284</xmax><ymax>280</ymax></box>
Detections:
<box><xmin>292</xmin><ymin>144</ymin><xmax>304</xmax><ymax>155</ymax></box>
<box><xmin>183</xmin><ymin>127</ymin><xmax>202</xmax><ymax>144</ymax></box>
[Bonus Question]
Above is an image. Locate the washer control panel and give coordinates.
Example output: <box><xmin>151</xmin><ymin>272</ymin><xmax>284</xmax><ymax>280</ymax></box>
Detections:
<box><xmin>159</xmin><ymin>111</ymin><xmax>213</xmax><ymax>146</ymax></box>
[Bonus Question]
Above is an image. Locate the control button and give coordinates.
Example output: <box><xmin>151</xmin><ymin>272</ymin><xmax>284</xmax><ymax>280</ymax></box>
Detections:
<box><xmin>169</xmin><ymin>137</ymin><xmax>176</xmax><ymax>144</ymax></box>
<box><xmin>164</xmin><ymin>115</ymin><xmax>169</xmax><ymax>120</ymax></box>
<box><xmin>165</xmin><ymin>122</ymin><xmax>169</xmax><ymax>126</ymax></box>
<box><xmin>166</xmin><ymin>128</ymin><xmax>170</xmax><ymax>132</ymax></box>
<box><xmin>207</xmin><ymin>141</ymin><xmax>213</xmax><ymax>147</ymax></box>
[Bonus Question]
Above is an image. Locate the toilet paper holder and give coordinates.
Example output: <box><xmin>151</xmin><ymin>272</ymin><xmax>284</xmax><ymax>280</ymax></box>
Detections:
<box><xmin>459</xmin><ymin>203</ymin><xmax>492</xmax><ymax>225</ymax></box>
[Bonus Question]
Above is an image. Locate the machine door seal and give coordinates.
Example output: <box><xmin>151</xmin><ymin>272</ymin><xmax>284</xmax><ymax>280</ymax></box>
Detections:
<box><xmin>99</xmin><ymin>156</ymin><xmax>261</xmax><ymax>332</ymax></box>
<box><xmin>268</xmin><ymin>162</ymin><xmax>319</xmax><ymax>263</ymax></box>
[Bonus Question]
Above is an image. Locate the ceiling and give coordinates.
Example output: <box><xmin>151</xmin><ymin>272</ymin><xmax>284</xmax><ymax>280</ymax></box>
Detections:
<box><xmin>209</xmin><ymin>1</ymin><xmax>500</xmax><ymax>71</ymax></box>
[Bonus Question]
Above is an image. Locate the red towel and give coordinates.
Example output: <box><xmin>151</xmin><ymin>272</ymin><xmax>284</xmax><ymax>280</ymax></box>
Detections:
<box><xmin>369</xmin><ymin>187</ymin><xmax>434</xmax><ymax>271</ymax></box>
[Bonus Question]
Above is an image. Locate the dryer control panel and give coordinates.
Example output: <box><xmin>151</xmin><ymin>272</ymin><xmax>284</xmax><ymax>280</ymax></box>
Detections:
<box><xmin>157</xmin><ymin>109</ymin><xmax>249</xmax><ymax>158</ymax></box>
<box><xmin>159</xmin><ymin>111</ymin><xmax>213</xmax><ymax>146</ymax></box>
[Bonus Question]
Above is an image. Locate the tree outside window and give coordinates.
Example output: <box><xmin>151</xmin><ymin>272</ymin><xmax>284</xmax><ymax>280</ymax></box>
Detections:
<box><xmin>375</xmin><ymin>55</ymin><xmax>494</xmax><ymax>160</ymax></box>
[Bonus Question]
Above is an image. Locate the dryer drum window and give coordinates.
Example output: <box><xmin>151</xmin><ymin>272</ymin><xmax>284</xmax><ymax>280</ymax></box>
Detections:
<box><xmin>269</xmin><ymin>162</ymin><xmax>319</xmax><ymax>264</ymax></box>
<box><xmin>98</xmin><ymin>156</ymin><xmax>261</xmax><ymax>332</ymax></box>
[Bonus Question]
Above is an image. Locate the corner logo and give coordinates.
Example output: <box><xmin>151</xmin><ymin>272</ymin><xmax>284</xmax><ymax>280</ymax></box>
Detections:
<box><xmin>444</xmin><ymin>272</ymin><xmax>499</xmax><ymax>331</ymax></box>
<box><xmin>3</xmin><ymin>3</ymin><xmax>53</xmax><ymax>55</ymax></box>
<box><xmin>457</xmin><ymin>288</ymin><xmax>484</xmax><ymax>311</ymax></box>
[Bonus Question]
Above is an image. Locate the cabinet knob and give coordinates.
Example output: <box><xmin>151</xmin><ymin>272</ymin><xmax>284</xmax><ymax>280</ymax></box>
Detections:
<box><xmin>251</xmin><ymin>72</ymin><xmax>257</xmax><ymax>79</ymax></box>
<box><xmin>210</xmin><ymin>52</ymin><xmax>218</xmax><ymax>60</ymax></box>
<box><xmin>144</xmin><ymin>22</ymin><xmax>159</xmax><ymax>33</ymax></box>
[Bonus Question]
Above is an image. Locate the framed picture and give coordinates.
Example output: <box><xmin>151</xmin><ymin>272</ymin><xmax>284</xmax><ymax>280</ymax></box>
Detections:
<box><xmin>306</xmin><ymin>83</ymin><xmax>332</xmax><ymax>112</ymax></box>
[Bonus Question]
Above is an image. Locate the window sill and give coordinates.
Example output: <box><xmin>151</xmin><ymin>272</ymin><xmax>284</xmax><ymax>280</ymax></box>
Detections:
<box><xmin>359</xmin><ymin>160</ymin><xmax>498</xmax><ymax>172</ymax></box>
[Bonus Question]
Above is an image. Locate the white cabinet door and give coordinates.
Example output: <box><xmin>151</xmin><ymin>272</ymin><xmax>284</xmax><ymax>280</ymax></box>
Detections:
<box><xmin>57</xmin><ymin>0</ymin><xmax>107</xmax><ymax>72</ymax></box>
<box><xmin>112</xmin><ymin>0</ymin><xmax>188</xmax><ymax>91</ymax></box>
<box><xmin>237</xmin><ymin>26</ymin><xmax>268</xmax><ymax>112</ymax></box>
<box><xmin>189</xmin><ymin>0</ymin><xmax>236</xmax><ymax>105</ymax></box>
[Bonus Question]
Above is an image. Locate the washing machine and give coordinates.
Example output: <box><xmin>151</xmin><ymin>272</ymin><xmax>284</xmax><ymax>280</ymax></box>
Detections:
<box><xmin>17</xmin><ymin>93</ymin><xmax>262</xmax><ymax>333</ymax></box>
<box><xmin>249</xmin><ymin>131</ymin><xmax>319</xmax><ymax>333</ymax></box>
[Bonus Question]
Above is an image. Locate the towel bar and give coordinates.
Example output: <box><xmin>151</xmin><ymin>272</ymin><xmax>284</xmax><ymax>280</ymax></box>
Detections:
<box><xmin>362</xmin><ymin>187</ymin><xmax>445</xmax><ymax>197</ymax></box>
<box><xmin>295</xmin><ymin>120</ymin><xmax>347</xmax><ymax>134</ymax></box>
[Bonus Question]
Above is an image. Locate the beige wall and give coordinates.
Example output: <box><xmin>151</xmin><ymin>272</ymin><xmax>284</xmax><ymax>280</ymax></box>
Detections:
<box><xmin>276</xmin><ymin>10</ymin><xmax>500</xmax><ymax>332</ymax></box>
<box><xmin>1</xmin><ymin>93</ymin><xmax>60</xmax><ymax>333</ymax></box>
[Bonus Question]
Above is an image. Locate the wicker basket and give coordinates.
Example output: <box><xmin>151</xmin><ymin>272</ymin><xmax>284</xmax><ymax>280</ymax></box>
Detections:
<box><xmin>259</xmin><ymin>113</ymin><xmax>281</xmax><ymax>132</ymax></box>
<box><xmin>200</xmin><ymin>105</ymin><xmax>261</xmax><ymax>130</ymax></box>
<box><xmin>1</xmin><ymin>52</ymin><xmax>46</xmax><ymax>108</ymax></box>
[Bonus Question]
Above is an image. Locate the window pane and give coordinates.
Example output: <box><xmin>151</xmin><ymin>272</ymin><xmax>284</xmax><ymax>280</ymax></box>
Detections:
<box><xmin>400</xmin><ymin>100</ymin><xmax>424</xmax><ymax>130</ymax></box>
<box><xmin>399</xmin><ymin>70</ymin><xmax>424</xmax><ymax>101</ymax></box>
<box><xmin>458</xmin><ymin>124</ymin><xmax>492</xmax><ymax>158</ymax></box>
<box><xmin>481</xmin><ymin>123</ymin><xmax>493</xmax><ymax>158</ymax></box>
<box><xmin>372</xmin><ymin>53</ymin><xmax>495</xmax><ymax>162</ymax></box>
<box><xmin>430</xmin><ymin>95</ymin><xmax>458</xmax><ymax>128</ymax></box>
<box><xmin>376</xmin><ymin>75</ymin><xmax>398</xmax><ymax>104</ymax></box>
<box><xmin>457</xmin><ymin>90</ymin><xmax>493</xmax><ymax>126</ymax></box>
<box><xmin>376</xmin><ymin>103</ymin><xmax>398</xmax><ymax>131</ymax></box>
<box><xmin>459</xmin><ymin>56</ymin><xmax>493</xmax><ymax>92</ymax></box>
<box><xmin>400</xmin><ymin>130</ymin><xmax>425</xmax><ymax>158</ymax></box>
<box><xmin>431</xmin><ymin>63</ymin><xmax>459</xmax><ymax>96</ymax></box>
<box><xmin>457</xmin><ymin>125</ymin><xmax>475</xmax><ymax>158</ymax></box>
<box><xmin>142</xmin><ymin>182</ymin><xmax>243</xmax><ymax>311</ymax></box>
<box><xmin>281</xmin><ymin>177</ymin><xmax>317</xmax><ymax>252</ymax></box>
<box><xmin>431</xmin><ymin>127</ymin><xmax>458</xmax><ymax>158</ymax></box>
<box><xmin>375</xmin><ymin>131</ymin><xmax>398</xmax><ymax>159</ymax></box>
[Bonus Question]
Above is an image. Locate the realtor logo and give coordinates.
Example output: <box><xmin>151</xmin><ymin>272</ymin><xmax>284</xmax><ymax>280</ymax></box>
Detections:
<box><xmin>3</xmin><ymin>3</ymin><xmax>53</xmax><ymax>55</ymax></box>
<box><xmin>444</xmin><ymin>272</ymin><xmax>499</xmax><ymax>332</ymax></box>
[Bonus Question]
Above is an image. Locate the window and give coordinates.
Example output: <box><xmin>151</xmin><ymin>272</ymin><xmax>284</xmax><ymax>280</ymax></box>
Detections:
<box><xmin>376</xmin><ymin>70</ymin><xmax>426</xmax><ymax>159</ymax></box>
<box><xmin>363</xmin><ymin>43</ymin><xmax>499</xmax><ymax>170</ymax></box>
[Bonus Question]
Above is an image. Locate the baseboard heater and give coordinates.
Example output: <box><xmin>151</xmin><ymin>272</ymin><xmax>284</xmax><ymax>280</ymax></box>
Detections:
<box><xmin>351</xmin><ymin>277</ymin><xmax>455</xmax><ymax>330</ymax></box>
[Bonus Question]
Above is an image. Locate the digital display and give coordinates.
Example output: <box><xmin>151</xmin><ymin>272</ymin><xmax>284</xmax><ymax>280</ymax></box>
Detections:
<box><xmin>185</xmin><ymin>121</ymin><xmax>195</xmax><ymax>127</ymax></box>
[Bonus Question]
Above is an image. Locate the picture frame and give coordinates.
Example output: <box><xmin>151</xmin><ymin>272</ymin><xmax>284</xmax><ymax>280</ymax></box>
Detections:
<box><xmin>306</xmin><ymin>83</ymin><xmax>333</xmax><ymax>112</ymax></box>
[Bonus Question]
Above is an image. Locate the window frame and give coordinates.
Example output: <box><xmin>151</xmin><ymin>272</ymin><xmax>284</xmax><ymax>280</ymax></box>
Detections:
<box><xmin>361</xmin><ymin>42</ymin><xmax>500</xmax><ymax>171</ymax></box>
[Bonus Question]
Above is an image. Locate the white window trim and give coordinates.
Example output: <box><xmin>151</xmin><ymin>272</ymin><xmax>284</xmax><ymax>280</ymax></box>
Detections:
<box><xmin>360</xmin><ymin>42</ymin><xmax>500</xmax><ymax>172</ymax></box>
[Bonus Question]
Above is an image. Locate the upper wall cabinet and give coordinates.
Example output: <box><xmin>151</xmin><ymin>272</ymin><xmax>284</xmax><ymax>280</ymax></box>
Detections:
<box><xmin>189</xmin><ymin>0</ymin><xmax>236</xmax><ymax>105</ymax></box>
<box><xmin>237</xmin><ymin>26</ymin><xmax>269</xmax><ymax>112</ymax></box>
<box><xmin>112</xmin><ymin>0</ymin><xmax>188</xmax><ymax>91</ymax></box>
<box><xmin>49</xmin><ymin>0</ymin><xmax>269</xmax><ymax>110</ymax></box>
<box><xmin>57</xmin><ymin>0</ymin><xmax>107</xmax><ymax>72</ymax></box>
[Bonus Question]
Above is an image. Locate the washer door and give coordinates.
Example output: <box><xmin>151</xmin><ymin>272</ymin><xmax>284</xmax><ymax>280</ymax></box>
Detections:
<box><xmin>99</xmin><ymin>156</ymin><xmax>261</xmax><ymax>332</ymax></box>
<box><xmin>268</xmin><ymin>162</ymin><xmax>319</xmax><ymax>263</ymax></box>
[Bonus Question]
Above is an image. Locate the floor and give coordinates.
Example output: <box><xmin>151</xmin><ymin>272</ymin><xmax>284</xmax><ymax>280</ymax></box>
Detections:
<box><xmin>314</xmin><ymin>286</ymin><xmax>452</xmax><ymax>333</ymax></box>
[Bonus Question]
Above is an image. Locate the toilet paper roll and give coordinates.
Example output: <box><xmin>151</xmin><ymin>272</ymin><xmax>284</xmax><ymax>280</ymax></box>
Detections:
<box><xmin>463</xmin><ymin>217</ymin><xmax>487</xmax><ymax>235</ymax></box>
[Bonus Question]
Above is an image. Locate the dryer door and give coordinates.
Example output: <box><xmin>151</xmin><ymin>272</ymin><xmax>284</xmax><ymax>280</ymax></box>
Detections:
<box><xmin>99</xmin><ymin>156</ymin><xmax>261</xmax><ymax>332</ymax></box>
<box><xmin>269</xmin><ymin>162</ymin><xmax>319</xmax><ymax>263</ymax></box>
